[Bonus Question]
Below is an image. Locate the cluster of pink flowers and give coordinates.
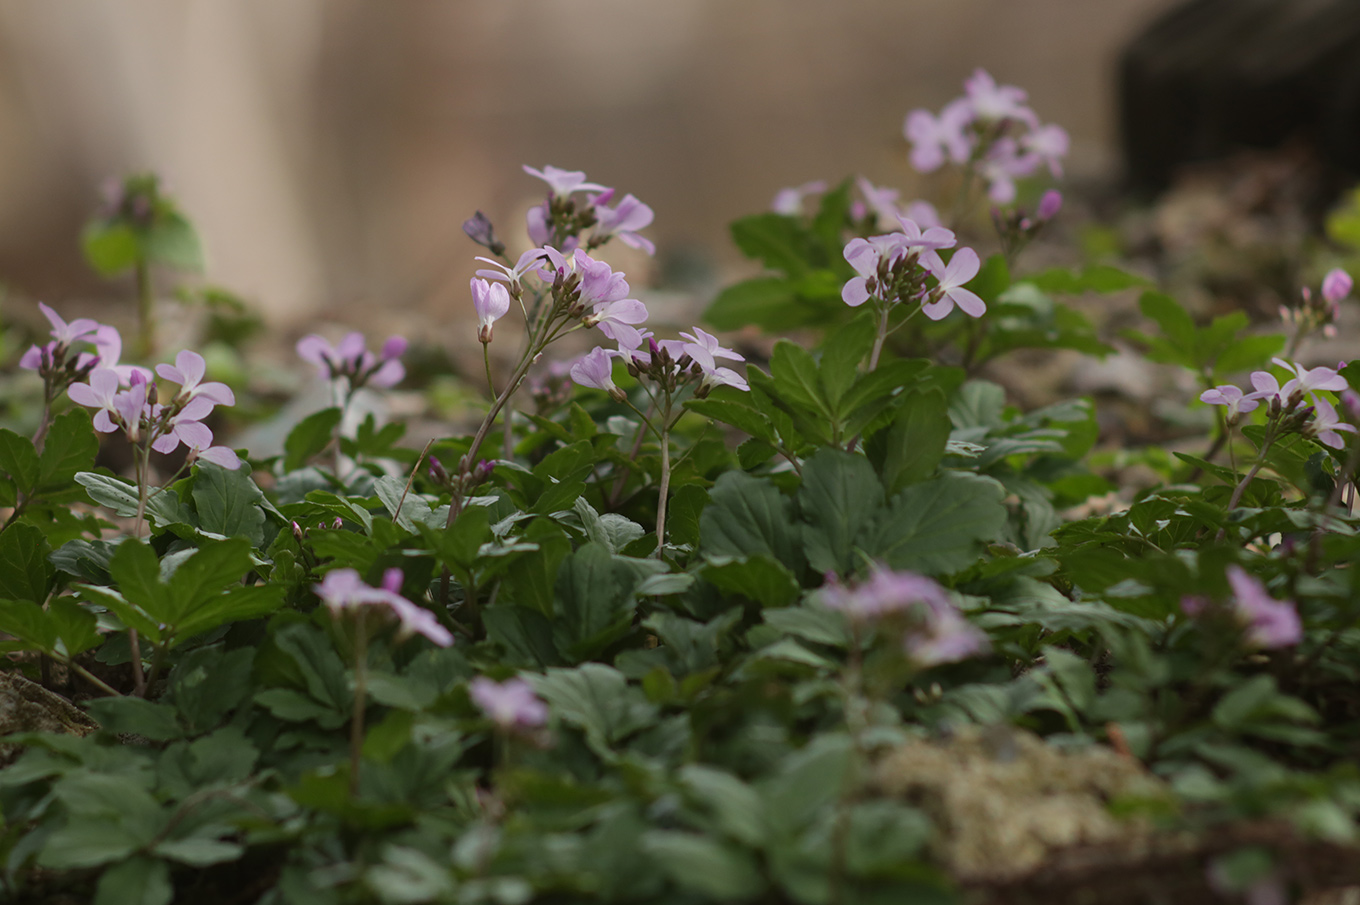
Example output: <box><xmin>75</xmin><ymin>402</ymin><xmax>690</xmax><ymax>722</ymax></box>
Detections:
<box><xmin>468</xmin><ymin>676</ymin><xmax>549</xmax><ymax>731</ymax></box>
<box><xmin>313</xmin><ymin>567</ymin><xmax>453</xmax><ymax>647</ymax></box>
<box><xmin>820</xmin><ymin>568</ymin><xmax>989</xmax><ymax>667</ymax></box>
<box><xmin>70</xmin><ymin>348</ymin><xmax>241</xmax><ymax>469</ymax></box>
<box><xmin>20</xmin><ymin>303</ymin><xmax>144</xmax><ymax>395</ymax></box>
<box><xmin>904</xmin><ymin>69</ymin><xmax>1068</xmax><ymax>204</ymax></box>
<box><xmin>1280</xmin><ymin>267</ymin><xmax>1352</xmax><ymax>340</ymax></box>
<box><xmin>571</xmin><ymin>326</ymin><xmax>749</xmax><ymax>401</ymax></box>
<box><xmin>1201</xmin><ymin>357</ymin><xmax>1355</xmax><ymax>448</ymax></box>
<box><xmin>841</xmin><ymin>217</ymin><xmax>985</xmax><ymax>321</ymax></box>
<box><xmin>523</xmin><ymin>164</ymin><xmax>655</xmax><ymax>256</ymax></box>
<box><xmin>1181</xmin><ymin>566</ymin><xmax>1301</xmax><ymax>649</ymax></box>
<box><xmin>296</xmin><ymin>332</ymin><xmax>406</xmax><ymax>392</ymax></box>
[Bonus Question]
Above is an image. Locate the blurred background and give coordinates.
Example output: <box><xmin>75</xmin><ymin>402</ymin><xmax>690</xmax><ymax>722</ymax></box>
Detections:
<box><xmin>0</xmin><ymin>0</ymin><xmax>1183</xmax><ymax>337</ymax></box>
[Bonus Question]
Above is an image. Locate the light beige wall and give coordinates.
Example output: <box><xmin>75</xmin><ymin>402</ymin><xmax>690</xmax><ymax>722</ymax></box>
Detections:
<box><xmin>0</xmin><ymin>0</ymin><xmax>1179</xmax><ymax>326</ymax></box>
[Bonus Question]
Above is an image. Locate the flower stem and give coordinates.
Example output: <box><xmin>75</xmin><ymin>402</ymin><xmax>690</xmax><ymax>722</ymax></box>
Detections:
<box><xmin>135</xmin><ymin>257</ymin><xmax>155</xmax><ymax>359</ymax></box>
<box><xmin>655</xmin><ymin>410</ymin><xmax>672</xmax><ymax>555</ymax></box>
<box><xmin>867</xmin><ymin>303</ymin><xmax>891</xmax><ymax>372</ymax></box>
<box><xmin>130</xmin><ymin>443</ymin><xmax>150</xmax><ymax>697</ymax></box>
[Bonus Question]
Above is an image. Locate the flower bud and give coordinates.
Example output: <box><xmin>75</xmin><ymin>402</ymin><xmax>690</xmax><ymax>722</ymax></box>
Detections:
<box><xmin>462</xmin><ymin>211</ymin><xmax>506</xmax><ymax>256</ymax></box>
<box><xmin>1037</xmin><ymin>189</ymin><xmax>1063</xmax><ymax>221</ymax></box>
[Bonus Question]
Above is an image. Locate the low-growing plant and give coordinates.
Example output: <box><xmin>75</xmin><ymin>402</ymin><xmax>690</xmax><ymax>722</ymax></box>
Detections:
<box><xmin>2</xmin><ymin>68</ymin><xmax>1360</xmax><ymax>905</ymax></box>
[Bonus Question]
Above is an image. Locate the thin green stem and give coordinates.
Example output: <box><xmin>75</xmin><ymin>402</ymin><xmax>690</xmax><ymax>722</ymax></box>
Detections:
<box><xmin>867</xmin><ymin>303</ymin><xmax>891</xmax><ymax>372</ymax></box>
<box><xmin>135</xmin><ymin>257</ymin><xmax>155</xmax><ymax>359</ymax></box>
<box><xmin>130</xmin><ymin>444</ymin><xmax>150</xmax><ymax>697</ymax></box>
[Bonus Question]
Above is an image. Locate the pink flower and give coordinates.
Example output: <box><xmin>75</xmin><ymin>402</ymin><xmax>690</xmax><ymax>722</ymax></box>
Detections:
<box><xmin>591</xmin><ymin>192</ymin><xmax>655</xmax><ymax>255</ymax></box>
<box><xmin>1225</xmin><ymin>566</ymin><xmax>1301</xmax><ymax>649</ymax></box>
<box><xmin>1020</xmin><ymin>124</ymin><xmax>1069</xmax><ymax>178</ymax></box>
<box><xmin>569</xmin><ymin>347</ymin><xmax>624</xmax><ymax>401</ymax></box>
<box><xmin>678</xmin><ymin>326</ymin><xmax>744</xmax><ymax>373</ymax></box>
<box><xmin>1322</xmin><ymin>268</ymin><xmax>1352</xmax><ymax>305</ymax></box>
<box><xmin>156</xmin><ymin>350</ymin><xmax>235</xmax><ymax>405</ymax></box>
<box><xmin>573</xmin><ymin>250</ymin><xmax>632</xmax><ymax>308</ymax></box>
<box><xmin>904</xmin><ymin>605</ymin><xmax>990</xmax><ymax>667</ymax></box>
<box><xmin>472</xmin><ymin>278</ymin><xmax>511</xmax><ymax>344</ymax></box>
<box><xmin>67</xmin><ymin>368</ymin><xmax>130</xmax><ymax>434</ymax></box>
<box><xmin>1200</xmin><ymin>385</ymin><xmax>1259</xmax><ymax>420</ymax></box>
<box><xmin>771</xmin><ymin>180</ymin><xmax>827</xmax><ymax>215</ymax></box>
<box><xmin>856</xmin><ymin>177</ymin><xmax>906</xmax><ymax>230</ymax></box>
<box><xmin>963</xmin><ymin>69</ymin><xmax>1031</xmax><ymax>122</ymax></box>
<box><xmin>297</xmin><ymin>332</ymin><xmax>405</xmax><ymax>390</ymax></box>
<box><xmin>314</xmin><ymin>568</ymin><xmax>453</xmax><ymax>647</ymax></box>
<box><xmin>1036</xmin><ymin>189</ymin><xmax>1063</xmax><ymax>221</ymax></box>
<box><xmin>923</xmin><ymin>247</ymin><xmax>986</xmax><ymax>320</ymax></box>
<box><xmin>585</xmin><ymin>298</ymin><xmax>650</xmax><ymax>349</ymax></box>
<box><xmin>903</xmin><ymin>99</ymin><xmax>972</xmax><ymax>172</ymax></box>
<box><xmin>1308</xmin><ymin>396</ymin><xmax>1356</xmax><ymax>449</ymax></box>
<box><xmin>522</xmin><ymin>164</ymin><xmax>605</xmax><ymax>197</ymax></box>
<box><xmin>468</xmin><ymin>676</ymin><xmax>548</xmax><ymax>730</ymax></box>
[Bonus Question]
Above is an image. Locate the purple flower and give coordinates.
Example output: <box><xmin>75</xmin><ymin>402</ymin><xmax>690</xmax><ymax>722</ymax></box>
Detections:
<box><xmin>923</xmin><ymin>247</ymin><xmax>986</xmax><ymax>320</ymax></box>
<box><xmin>821</xmin><ymin>568</ymin><xmax>954</xmax><ymax>621</ymax></box>
<box><xmin>592</xmin><ymin>192</ymin><xmax>655</xmax><ymax>255</ymax></box>
<box><xmin>896</xmin><ymin>216</ymin><xmax>958</xmax><ymax>253</ymax></box>
<box><xmin>573</xmin><ymin>250</ymin><xmax>632</xmax><ymax>308</ymax></box>
<box><xmin>904</xmin><ymin>605</ymin><xmax>990</xmax><ymax>667</ymax></box>
<box><xmin>699</xmin><ymin>366</ymin><xmax>750</xmax><ymax>394</ymax></box>
<box><xmin>902</xmin><ymin>200</ymin><xmax>943</xmax><ymax>230</ymax></box>
<box><xmin>1225</xmin><ymin>566</ymin><xmax>1301</xmax><ymax>649</ymax></box>
<box><xmin>1036</xmin><ymin>189</ymin><xmax>1063</xmax><ymax>221</ymax></box>
<box><xmin>856</xmin><ymin>177</ymin><xmax>907</xmax><ymax>230</ymax></box>
<box><xmin>585</xmin><ymin>298</ymin><xmax>650</xmax><ymax>349</ymax></box>
<box><xmin>313</xmin><ymin>568</ymin><xmax>453</xmax><ymax>647</ymax></box>
<box><xmin>476</xmin><ymin>248</ymin><xmax>554</xmax><ymax>291</ymax></box>
<box><xmin>522</xmin><ymin>164</ymin><xmax>605</xmax><ymax>197</ymax></box>
<box><xmin>842</xmin><ymin>234</ymin><xmax>908</xmax><ymax>307</ymax></box>
<box><xmin>156</xmin><ymin>350</ymin><xmax>235</xmax><ymax>405</ymax></box>
<box><xmin>471</xmin><ymin>277</ymin><xmax>511</xmax><ymax>344</ymax></box>
<box><xmin>1200</xmin><ymin>385</ymin><xmax>1259</xmax><ymax>420</ymax></box>
<box><xmin>977</xmin><ymin>138</ymin><xmax>1034</xmax><ymax>205</ymax></box>
<box><xmin>963</xmin><ymin>69</ymin><xmax>1030</xmax><ymax>122</ymax></box>
<box><xmin>1322</xmin><ymin>268</ymin><xmax>1352</xmax><ymax>305</ymax></box>
<box><xmin>903</xmin><ymin>100</ymin><xmax>972</xmax><ymax>172</ymax></box>
<box><xmin>771</xmin><ymin>180</ymin><xmax>827</xmax><ymax>216</ymax></box>
<box><xmin>678</xmin><ymin>327</ymin><xmax>744</xmax><ymax>373</ymax></box>
<box><xmin>569</xmin><ymin>347</ymin><xmax>624</xmax><ymax>401</ymax></box>
<box><xmin>468</xmin><ymin>676</ymin><xmax>549</xmax><ymax>730</ymax></box>
<box><xmin>297</xmin><ymin>331</ymin><xmax>405</xmax><ymax>390</ymax></box>
<box><xmin>1020</xmin><ymin>124</ymin><xmax>1069</xmax><ymax>178</ymax></box>
<box><xmin>1308</xmin><ymin>396</ymin><xmax>1357</xmax><ymax>449</ymax></box>
<box><xmin>68</xmin><ymin>368</ymin><xmax>133</xmax><ymax>435</ymax></box>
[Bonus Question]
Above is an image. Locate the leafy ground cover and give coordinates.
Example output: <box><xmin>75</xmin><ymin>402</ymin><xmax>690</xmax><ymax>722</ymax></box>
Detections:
<box><xmin>2</xmin><ymin>69</ymin><xmax>1360</xmax><ymax>905</ymax></box>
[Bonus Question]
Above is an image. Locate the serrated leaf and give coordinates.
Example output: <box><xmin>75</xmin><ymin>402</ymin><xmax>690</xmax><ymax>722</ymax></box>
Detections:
<box><xmin>284</xmin><ymin>408</ymin><xmax>342</xmax><ymax>472</ymax></box>
<box><xmin>702</xmin><ymin>554</ymin><xmax>801</xmax><ymax>607</ymax></box>
<box><xmin>0</xmin><ymin>522</ymin><xmax>53</xmax><ymax>604</ymax></box>
<box><xmin>642</xmin><ymin>831</ymin><xmax>765</xmax><ymax>901</ymax></box>
<box><xmin>37</xmin><ymin>408</ymin><xmax>99</xmax><ymax>495</ymax></box>
<box><xmin>94</xmin><ymin>855</ymin><xmax>173</xmax><ymax>905</ymax></box>
<box><xmin>0</xmin><ymin>429</ymin><xmax>39</xmax><ymax>495</ymax></box>
<box><xmin>553</xmin><ymin>543</ymin><xmax>637</xmax><ymax>662</ymax></box>
<box><xmin>529</xmin><ymin>664</ymin><xmax>658</xmax><ymax>752</ymax></box>
<box><xmin>796</xmin><ymin>449</ymin><xmax>884</xmax><ymax>575</ymax></box>
<box><xmin>866</xmin><ymin>472</ymin><xmax>1006</xmax><ymax>575</ymax></box>
<box><xmin>192</xmin><ymin>463</ymin><xmax>267</xmax><ymax>545</ymax></box>
<box><xmin>869</xmin><ymin>387</ymin><xmax>949</xmax><ymax>491</ymax></box>
<box><xmin>731</xmin><ymin>213</ymin><xmax>818</xmax><ymax>277</ymax></box>
<box><xmin>700</xmin><ymin>471</ymin><xmax>804</xmax><ymax>575</ymax></box>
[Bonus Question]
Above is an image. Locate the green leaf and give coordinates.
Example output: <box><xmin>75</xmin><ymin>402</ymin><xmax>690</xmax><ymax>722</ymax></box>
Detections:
<box><xmin>761</xmin><ymin>733</ymin><xmax>853</xmax><ymax>828</ymax></box>
<box><xmin>0</xmin><ymin>522</ymin><xmax>53</xmax><ymax>604</ymax></box>
<box><xmin>530</xmin><ymin>664</ymin><xmax>658</xmax><ymax>753</ymax></box>
<box><xmin>85</xmin><ymin>696</ymin><xmax>183</xmax><ymax>741</ymax></box>
<box><xmin>868</xmin><ymin>388</ymin><xmax>950</xmax><ymax>491</ymax></box>
<box><xmin>48</xmin><ymin>597</ymin><xmax>104</xmax><ymax>656</ymax></box>
<box><xmin>144</xmin><ymin>209</ymin><xmax>205</xmax><ymax>272</ymax></box>
<box><xmin>76</xmin><ymin>472</ymin><xmax>195</xmax><ymax>530</ymax></box>
<box><xmin>153</xmin><ymin>837</ymin><xmax>245</xmax><ymax>868</ymax></box>
<box><xmin>731</xmin><ymin>213</ymin><xmax>818</xmax><ymax>277</ymax></box>
<box><xmin>642</xmin><ymin>831</ymin><xmax>764</xmax><ymax>901</ymax></box>
<box><xmin>37</xmin><ymin>408</ymin><xmax>100</xmax><ymax>495</ymax></box>
<box><xmin>284</xmin><ymin>408</ymin><xmax>343</xmax><ymax>472</ymax></box>
<box><xmin>767</xmin><ymin>340</ymin><xmax>831</xmax><ymax>419</ymax></box>
<box><xmin>40</xmin><ymin>820</ymin><xmax>143</xmax><ymax>869</ymax></box>
<box><xmin>685</xmin><ymin>396</ymin><xmax>780</xmax><ymax>446</ymax></box>
<box><xmin>0</xmin><ymin>429</ymin><xmax>39</xmax><ymax>495</ymax></box>
<box><xmin>483</xmin><ymin>605</ymin><xmax>562</xmax><ymax>669</ymax></box>
<box><xmin>82</xmin><ymin>221</ymin><xmax>140</xmax><ymax>276</ymax></box>
<box><xmin>0</xmin><ymin>599</ymin><xmax>57</xmax><ymax>652</ymax></box>
<box><xmin>700</xmin><ymin>471</ymin><xmax>804</xmax><ymax>575</ymax></box>
<box><xmin>192</xmin><ymin>463</ymin><xmax>267</xmax><ymax>545</ymax></box>
<box><xmin>705</xmin><ymin>277</ymin><xmax>801</xmax><ymax>331</ymax></box>
<box><xmin>702</xmin><ymin>554</ymin><xmax>801</xmax><ymax>607</ymax></box>
<box><xmin>94</xmin><ymin>855</ymin><xmax>173</xmax><ymax>905</ymax></box>
<box><xmin>818</xmin><ymin>314</ymin><xmax>877</xmax><ymax>408</ymax></box>
<box><xmin>796</xmin><ymin>449</ymin><xmax>884</xmax><ymax>575</ymax></box>
<box><xmin>866</xmin><ymin>472</ymin><xmax>1006</xmax><ymax>575</ymax></box>
<box><xmin>553</xmin><ymin>543</ymin><xmax>638</xmax><ymax>662</ymax></box>
<box><xmin>678</xmin><ymin>765</ymin><xmax>767</xmax><ymax>846</ymax></box>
